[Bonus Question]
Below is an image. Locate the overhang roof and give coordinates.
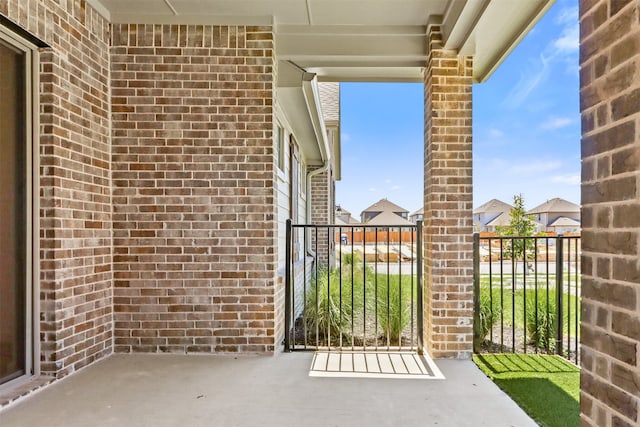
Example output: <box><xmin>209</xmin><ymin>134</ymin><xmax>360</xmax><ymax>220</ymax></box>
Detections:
<box><xmin>87</xmin><ymin>0</ymin><xmax>554</xmax><ymax>83</ymax></box>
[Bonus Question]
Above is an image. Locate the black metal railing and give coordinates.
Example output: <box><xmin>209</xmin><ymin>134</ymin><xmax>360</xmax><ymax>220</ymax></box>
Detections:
<box><xmin>473</xmin><ymin>233</ymin><xmax>581</xmax><ymax>364</ymax></box>
<box><xmin>285</xmin><ymin>220</ymin><xmax>423</xmax><ymax>353</ymax></box>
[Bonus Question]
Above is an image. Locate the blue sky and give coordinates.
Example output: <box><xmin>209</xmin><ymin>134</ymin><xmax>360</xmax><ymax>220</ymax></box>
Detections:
<box><xmin>336</xmin><ymin>0</ymin><xmax>580</xmax><ymax>218</ymax></box>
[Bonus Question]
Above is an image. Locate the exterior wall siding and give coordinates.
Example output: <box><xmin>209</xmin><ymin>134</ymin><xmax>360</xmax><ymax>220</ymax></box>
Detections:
<box><xmin>423</xmin><ymin>25</ymin><xmax>474</xmax><ymax>359</ymax></box>
<box><xmin>579</xmin><ymin>1</ymin><xmax>640</xmax><ymax>426</ymax></box>
<box><xmin>1</xmin><ymin>0</ymin><xmax>113</xmax><ymax>377</ymax></box>
<box><xmin>110</xmin><ymin>24</ymin><xmax>278</xmax><ymax>353</ymax></box>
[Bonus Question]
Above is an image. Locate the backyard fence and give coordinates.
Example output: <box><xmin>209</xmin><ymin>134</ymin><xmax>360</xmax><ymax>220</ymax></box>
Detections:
<box><xmin>473</xmin><ymin>233</ymin><xmax>581</xmax><ymax>364</ymax></box>
<box><xmin>284</xmin><ymin>220</ymin><xmax>423</xmax><ymax>353</ymax></box>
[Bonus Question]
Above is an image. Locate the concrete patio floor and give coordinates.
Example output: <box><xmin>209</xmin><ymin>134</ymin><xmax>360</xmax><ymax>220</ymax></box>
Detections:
<box><xmin>0</xmin><ymin>353</ymin><xmax>536</xmax><ymax>427</ymax></box>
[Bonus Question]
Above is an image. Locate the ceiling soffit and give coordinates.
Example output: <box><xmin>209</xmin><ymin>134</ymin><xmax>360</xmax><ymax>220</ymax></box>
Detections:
<box><xmin>88</xmin><ymin>0</ymin><xmax>554</xmax><ymax>83</ymax></box>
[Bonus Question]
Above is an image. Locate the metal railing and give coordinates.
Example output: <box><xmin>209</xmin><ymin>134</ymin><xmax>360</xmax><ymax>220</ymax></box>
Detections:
<box><xmin>473</xmin><ymin>233</ymin><xmax>581</xmax><ymax>364</ymax></box>
<box><xmin>284</xmin><ymin>220</ymin><xmax>423</xmax><ymax>353</ymax></box>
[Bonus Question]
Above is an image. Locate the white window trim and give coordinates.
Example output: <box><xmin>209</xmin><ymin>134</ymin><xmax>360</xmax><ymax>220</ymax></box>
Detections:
<box><xmin>0</xmin><ymin>24</ymin><xmax>41</xmax><ymax>387</ymax></box>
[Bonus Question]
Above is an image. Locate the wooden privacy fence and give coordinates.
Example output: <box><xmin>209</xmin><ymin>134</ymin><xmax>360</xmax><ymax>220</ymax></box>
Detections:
<box><xmin>334</xmin><ymin>229</ymin><xmax>417</xmax><ymax>244</ymax></box>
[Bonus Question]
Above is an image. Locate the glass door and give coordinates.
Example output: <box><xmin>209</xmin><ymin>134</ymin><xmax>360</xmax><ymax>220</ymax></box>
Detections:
<box><xmin>0</xmin><ymin>34</ymin><xmax>29</xmax><ymax>385</ymax></box>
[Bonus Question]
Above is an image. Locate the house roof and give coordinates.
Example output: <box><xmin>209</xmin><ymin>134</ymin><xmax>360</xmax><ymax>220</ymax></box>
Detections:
<box><xmin>87</xmin><ymin>0</ymin><xmax>554</xmax><ymax>83</ymax></box>
<box><xmin>335</xmin><ymin>205</ymin><xmax>351</xmax><ymax>216</ymax></box>
<box><xmin>361</xmin><ymin>198</ymin><xmax>409</xmax><ymax>215</ymax></box>
<box><xmin>335</xmin><ymin>215</ymin><xmax>360</xmax><ymax>225</ymax></box>
<box><xmin>410</xmin><ymin>207</ymin><xmax>424</xmax><ymax>216</ymax></box>
<box><xmin>473</xmin><ymin>199</ymin><xmax>513</xmax><ymax>214</ymax></box>
<box><xmin>528</xmin><ymin>198</ymin><xmax>580</xmax><ymax>215</ymax></box>
<box><xmin>364</xmin><ymin>210</ymin><xmax>414</xmax><ymax>226</ymax></box>
<box><xmin>548</xmin><ymin>217</ymin><xmax>581</xmax><ymax>227</ymax></box>
<box><xmin>485</xmin><ymin>212</ymin><xmax>511</xmax><ymax>228</ymax></box>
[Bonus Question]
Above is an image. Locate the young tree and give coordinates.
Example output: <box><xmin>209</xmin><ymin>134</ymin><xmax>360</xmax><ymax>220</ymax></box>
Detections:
<box><xmin>496</xmin><ymin>194</ymin><xmax>536</xmax><ymax>261</ymax></box>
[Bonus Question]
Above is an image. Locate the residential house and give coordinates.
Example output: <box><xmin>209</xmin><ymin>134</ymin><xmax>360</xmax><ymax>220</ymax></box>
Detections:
<box><xmin>0</xmin><ymin>1</ymin><xmax>635</xmax><ymax>424</ymax></box>
<box><xmin>527</xmin><ymin>198</ymin><xmax>580</xmax><ymax>233</ymax></box>
<box><xmin>409</xmin><ymin>207</ymin><xmax>424</xmax><ymax>224</ymax></box>
<box><xmin>360</xmin><ymin>198</ymin><xmax>409</xmax><ymax>224</ymax></box>
<box><xmin>473</xmin><ymin>199</ymin><xmax>512</xmax><ymax>232</ymax></box>
<box><xmin>335</xmin><ymin>205</ymin><xmax>359</xmax><ymax>225</ymax></box>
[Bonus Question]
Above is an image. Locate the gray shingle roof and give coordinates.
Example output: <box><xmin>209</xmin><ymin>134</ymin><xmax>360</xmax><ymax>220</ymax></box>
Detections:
<box><xmin>548</xmin><ymin>216</ymin><xmax>581</xmax><ymax>227</ymax></box>
<box><xmin>528</xmin><ymin>198</ymin><xmax>580</xmax><ymax>214</ymax></box>
<box><xmin>473</xmin><ymin>199</ymin><xmax>513</xmax><ymax>214</ymax></box>
<box><xmin>365</xmin><ymin>210</ymin><xmax>413</xmax><ymax>226</ymax></box>
<box><xmin>361</xmin><ymin>198</ymin><xmax>409</xmax><ymax>215</ymax></box>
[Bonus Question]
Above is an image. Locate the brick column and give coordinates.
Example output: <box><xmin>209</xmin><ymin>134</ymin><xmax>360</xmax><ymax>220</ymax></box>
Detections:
<box><xmin>580</xmin><ymin>1</ymin><xmax>640</xmax><ymax>426</ymax></box>
<box><xmin>309</xmin><ymin>166</ymin><xmax>333</xmax><ymax>267</ymax></box>
<box><xmin>423</xmin><ymin>25</ymin><xmax>474</xmax><ymax>359</ymax></box>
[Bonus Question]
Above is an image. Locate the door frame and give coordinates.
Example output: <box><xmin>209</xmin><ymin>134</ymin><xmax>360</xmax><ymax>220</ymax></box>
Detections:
<box><xmin>0</xmin><ymin>23</ymin><xmax>40</xmax><ymax>387</ymax></box>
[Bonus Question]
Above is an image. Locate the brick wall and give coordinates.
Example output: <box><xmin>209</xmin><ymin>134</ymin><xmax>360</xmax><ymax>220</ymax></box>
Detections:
<box><xmin>423</xmin><ymin>25</ymin><xmax>474</xmax><ymax>359</ymax></box>
<box><xmin>309</xmin><ymin>166</ymin><xmax>333</xmax><ymax>266</ymax></box>
<box><xmin>110</xmin><ymin>24</ymin><xmax>278</xmax><ymax>353</ymax></box>
<box><xmin>1</xmin><ymin>0</ymin><xmax>113</xmax><ymax>377</ymax></box>
<box><xmin>580</xmin><ymin>1</ymin><xmax>640</xmax><ymax>425</ymax></box>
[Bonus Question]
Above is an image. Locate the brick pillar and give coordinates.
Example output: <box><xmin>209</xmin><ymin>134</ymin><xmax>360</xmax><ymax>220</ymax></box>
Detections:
<box><xmin>423</xmin><ymin>25</ymin><xmax>474</xmax><ymax>359</ymax></box>
<box><xmin>580</xmin><ymin>1</ymin><xmax>640</xmax><ymax>426</ymax></box>
<box><xmin>309</xmin><ymin>167</ymin><xmax>333</xmax><ymax>267</ymax></box>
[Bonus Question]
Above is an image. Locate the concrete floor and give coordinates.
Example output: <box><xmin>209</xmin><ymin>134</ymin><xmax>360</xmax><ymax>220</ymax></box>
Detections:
<box><xmin>0</xmin><ymin>353</ymin><xmax>536</xmax><ymax>427</ymax></box>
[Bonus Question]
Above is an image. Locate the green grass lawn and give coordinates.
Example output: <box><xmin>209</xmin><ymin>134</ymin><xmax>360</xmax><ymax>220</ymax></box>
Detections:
<box><xmin>474</xmin><ymin>354</ymin><xmax>580</xmax><ymax>427</ymax></box>
<box><xmin>480</xmin><ymin>275</ymin><xmax>581</xmax><ymax>343</ymax></box>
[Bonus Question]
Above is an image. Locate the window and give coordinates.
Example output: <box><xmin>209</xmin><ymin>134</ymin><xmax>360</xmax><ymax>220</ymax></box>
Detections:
<box><xmin>275</xmin><ymin>124</ymin><xmax>285</xmax><ymax>171</ymax></box>
<box><xmin>0</xmin><ymin>26</ymin><xmax>37</xmax><ymax>385</ymax></box>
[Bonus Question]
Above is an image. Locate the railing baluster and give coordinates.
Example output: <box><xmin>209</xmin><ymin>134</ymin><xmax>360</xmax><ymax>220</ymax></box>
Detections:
<box><xmin>500</xmin><ymin>239</ymin><xmax>504</xmax><ymax>351</ymax></box>
<box><xmin>363</xmin><ymin>227</ymin><xmax>367</xmax><ymax>350</ymax></box>
<box><xmin>556</xmin><ymin>234</ymin><xmax>564</xmax><ymax>357</ymax></box>
<box><xmin>574</xmin><ymin>236</ymin><xmax>579</xmax><ymax>364</ymax></box>
<box><xmin>523</xmin><ymin>237</ymin><xmax>527</xmax><ymax>354</ymax></box>
<box><xmin>303</xmin><ymin>226</ymin><xmax>307</xmax><ymax>350</ymax></box>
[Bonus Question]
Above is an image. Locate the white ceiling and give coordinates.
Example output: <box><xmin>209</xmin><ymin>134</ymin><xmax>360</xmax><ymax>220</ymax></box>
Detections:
<box><xmin>88</xmin><ymin>0</ymin><xmax>554</xmax><ymax>82</ymax></box>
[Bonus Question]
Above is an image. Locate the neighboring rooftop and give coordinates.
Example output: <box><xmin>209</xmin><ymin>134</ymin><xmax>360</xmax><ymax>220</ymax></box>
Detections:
<box><xmin>473</xmin><ymin>199</ymin><xmax>513</xmax><ymax>214</ymax></box>
<box><xmin>365</xmin><ymin>210</ymin><xmax>414</xmax><ymax>226</ymax></box>
<box><xmin>549</xmin><ymin>217</ymin><xmax>581</xmax><ymax>227</ymax></box>
<box><xmin>361</xmin><ymin>198</ymin><xmax>409</xmax><ymax>215</ymax></box>
<box><xmin>528</xmin><ymin>198</ymin><xmax>580</xmax><ymax>214</ymax></box>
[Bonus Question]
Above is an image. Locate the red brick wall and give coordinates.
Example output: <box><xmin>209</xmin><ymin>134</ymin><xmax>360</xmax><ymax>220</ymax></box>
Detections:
<box><xmin>580</xmin><ymin>1</ymin><xmax>640</xmax><ymax>425</ymax></box>
<box><xmin>423</xmin><ymin>26</ymin><xmax>474</xmax><ymax>358</ymax></box>
<box><xmin>1</xmin><ymin>0</ymin><xmax>113</xmax><ymax>377</ymax></box>
<box><xmin>110</xmin><ymin>24</ymin><xmax>278</xmax><ymax>353</ymax></box>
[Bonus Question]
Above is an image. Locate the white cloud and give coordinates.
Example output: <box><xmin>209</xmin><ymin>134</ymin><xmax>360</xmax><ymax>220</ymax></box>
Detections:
<box><xmin>390</xmin><ymin>185</ymin><xmax>401</xmax><ymax>191</ymax></box>
<box><xmin>540</xmin><ymin>116</ymin><xmax>574</xmax><ymax>130</ymax></box>
<box><xmin>503</xmin><ymin>54</ymin><xmax>551</xmax><ymax>109</ymax></box>
<box><xmin>552</xmin><ymin>25</ymin><xmax>579</xmax><ymax>54</ymax></box>
<box><xmin>503</xmin><ymin>5</ymin><xmax>578</xmax><ymax>108</ymax></box>
<box><xmin>368</xmin><ymin>187</ymin><xmax>377</xmax><ymax>192</ymax></box>
<box><xmin>342</xmin><ymin>132</ymin><xmax>351</xmax><ymax>142</ymax></box>
<box><xmin>554</xmin><ymin>5</ymin><xmax>578</xmax><ymax>26</ymax></box>
<box><xmin>384</xmin><ymin>179</ymin><xmax>392</xmax><ymax>184</ymax></box>
<box><xmin>489</xmin><ymin>128</ymin><xmax>505</xmax><ymax>138</ymax></box>
<box><xmin>551</xmin><ymin>174</ymin><xmax>580</xmax><ymax>185</ymax></box>
<box><xmin>507</xmin><ymin>160</ymin><xmax>562</xmax><ymax>176</ymax></box>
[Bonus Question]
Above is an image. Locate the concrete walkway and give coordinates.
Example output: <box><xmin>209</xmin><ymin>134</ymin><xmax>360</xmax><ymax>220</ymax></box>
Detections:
<box><xmin>0</xmin><ymin>353</ymin><xmax>536</xmax><ymax>427</ymax></box>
